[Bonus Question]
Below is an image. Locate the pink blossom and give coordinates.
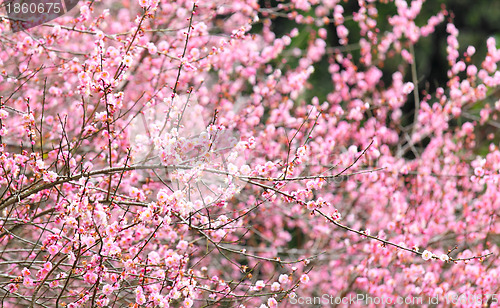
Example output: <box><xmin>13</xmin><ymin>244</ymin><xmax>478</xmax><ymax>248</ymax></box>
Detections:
<box><xmin>81</xmin><ymin>235</ymin><xmax>95</xmax><ymax>248</ymax></box>
<box><xmin>300</xmin><ymin>274</ymin><xmax>310</xmax><ymax>284</ymax></box>
<box><xmin>122</xmin><ymin>55</ymin><xmax>133</xmax><ymax>66</ymax></box>
<box><xmin>336</xmin><ymin>25</ymin><xmax>349</xmax><ymax>39</ymax></box>
<box><xmin>43</xmin><ymin>171</ymin><xmax>58</xmax><ymax>183</ymax></box>
<box><xmin>23</xmin><ymin>277</ymin><xmax>35</xmax><ymax>287</ymax></box>
<box><xmin>7</xmin><ymin>283</ymin><xmax>18</xmax><ymax>293</ymax></box>
<box><xmin>270</xmin><ymin>282</ymin><xmax>280</xmax><ymax>291</ymax></box>
<box><xmin>403</xmin><ymin>82</ymin><xmax>414</xmax><ymax>94</ymax></box>
<box><xmin>255</xmin><ymin>280</ymin><xmax>265</xmax><ymax>291</ymax></box>
<box><xmin>83</xmin><ymin>272</ymin><xmax>98</xmax><ymax>284</ymax></box>
<box><xmin>422</xmin><ymin>250</ymin><xmax>433</xmax><ymax>261</ymax></box>
<box><xmin>47</xmin><ymin>244</ymin><xmax>60</xmax><ymax>256</ymax></box>
<box><xmin>138</xmin><ymin>0</ymin><xmax>149</xmax><ymax>8</ymax></box>
<box><xmin>267</xmin><ymin>298</ymin><xmax>278</xmax><ymax>307</ymax></box>
<box><xmin>102</xmin><ymin>284</ymin><xmax>114</xmax><ymax>295</ymax></box>
<box><xmin>467</xmin><ymin>46</ymin><xmax>476</xmax><ymax>56</ymax></box>
<box><xmin>183</xmin><ymin>298</ymin><xmax>194</xmax><ymax>308</ymax></box>
<box><xmin>278</xmin><ymin>274</ymin><xmax>288</xmax><ymax>284</ymax></box>
<box><xmin>147</xmin><ymin>43</ymin><xmax>158</xmax><ymax>55</ymax></box>
<box><xmin>176</xmin><ymin>240</ymin><xmax>188</xmax><ymax>250</ymax></box>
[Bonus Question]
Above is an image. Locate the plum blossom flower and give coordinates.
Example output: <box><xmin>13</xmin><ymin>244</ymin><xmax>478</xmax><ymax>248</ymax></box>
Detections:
<box><xmin>95</xmin><ymin>111</ymin><xmax>107</xmax><ymax>122</ymax></box>
<box><xmin>306</xmin><ymin>201</ymin><xmax>317</xmax><ymax>211</ymax></box>
<box><xmin>255</xmin><ymin>280</ymin><xmax>265</xmax><ymax>290</ymax></box>
<box><xmin>278</xmin><ymin>274</ymin><xmax>288</xmax><ymax>284</ymax></box>
<box><xmin>227</xmin><ymin>163</ymin><xmax>238</xmax><ymax>174</ymax></box>
<box><xmin>81</xmin><ymin>235</ymin><xmax>96</xmax><ymax>248</ymax></box>
<box><xmin>83</xmin><ymin>272</ymin><xmax>98</xmax><ymax>284</ymax></box>
<box><xmin>271</xmin><ymin>282</ymin><xmax>280</xmax><ymax>291</ymax></box>
<box><xmin>300</xmin><ymin>274</ymin><xmax>310</xmax><ymax>284</ymax></box>
<box><xmin>147</xmin><ymin>43</ymin><xmax>157</xmax><ymax>54</ymax></box>
<box><xmin>474</xmin><ymin>167</ymin><xmax>485</xmax><ymax>177</ymax></box>
<box><xmin>135</xmin><ymin>286</ymin><xmax>146</xmax><ymax>304</ymax></box>
<box><xmin>183</xmin><ymin>298</ymin><xmax>194</xmax><ymax>308</ymax></box>
<box><xmin>122</xmin><ymin>55</ymin><xmax>133</xmax><ymax>66</ymax></box>
<box><xmin>157</xmin><ymin>189</ymin><xmax>170</xmax><ymax>204</ymax></box>
<box><xmin>8</xmin><ymin>283</ymin><xmax>18</xmax><ymax>293</ymax></box>
<box><xmin>337</xmin><ymin>25</ymin><xmax>349</xmax><ymax>39</ymax></box>
<box><xmin>296</xmin><ymin>146</ymin><xmax>307</xmax><ymax>157</ymax></box>
<box><xmin>23</xmin><ymin>277</ymin><xmax>35</xmax><ymax>287</ymax></box>
<box><xmin>95</xmin><ymin>31</ymin><xmax>105</xmax><ymax>40</ymax></box>
<box><xmin>267</xmin><ymin>298</ymin><xmax>278</xmax><ymax>307</ymax></box>
<box><xmin>138</xmin><ymin>0</ymin><xmax>150</xmax><ymax>8</ymax></box>
<box><xmin>467</xmin><ymin>46</ymin><xmax>476</xmax><ymax>56</ymax></box>
<box><xmin>422</xmin><ymin>250</ymin><xmax>433</xmax><ymax>261</ymax></box>
<box><xmin>47</xmin><ymin>244</ymin><xmax>60</xmax><ymax>256</ymax></box>
<box><xmin>403</xmin><ymin>82</ymin><xmax>414</xmax><ymax>94</ymax></box>
<box><xmin>139</xmin><ymin>207</ymin><xmax>153</xmax><ymax>222</ymax></box>
<box><xmin>149</xmin><ymin>293</ymin><xmax>164</xmax><ymax>306</ymax></box>
<box><xmin>102</xmin><ymin>284</ymin><xmax>114</xmax><ymax>295</ymax></box>
<box><xmin>176</xmin><ymin>240</ymin><xmax>188</xmax><ymax>250</ymax></box>
<box><xmin>331</xmin><ymin>209</ymin><xmax>342</xmax><ymax>221</ymax></box>
<box><xmin>440</xmin><ymin>254</ymin><xmax>450</xmax><ymax>262</ymax></box>
<box><xmin>43</xmin><ymin>171</ymin><xmax>58</xmax><ymax>183</ymax></box>
<box><xmin>98</xmin><ymin>71</ymin><xmax>111</xmax><ymax>83</ymax></box>
<box><xmin>35</xmin><ymin>160</ymin><xmax>45</xmax><ymax>170</ymax></box>
<box><xmin>240</xmin><ymin>165</ymin><xmax>251</xmax><ymax>175</ymax></box>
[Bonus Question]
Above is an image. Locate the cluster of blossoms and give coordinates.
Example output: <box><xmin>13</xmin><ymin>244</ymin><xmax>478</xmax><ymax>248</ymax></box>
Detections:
<box><xmin>0</xmin><ymin>0</ymin><xmax>499</xmax><ymax>307</ymax></box>
<box><xmin>421</xmin><ymin>250</ymin><xmax>450</xmax><ymax>262</ymax></box>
